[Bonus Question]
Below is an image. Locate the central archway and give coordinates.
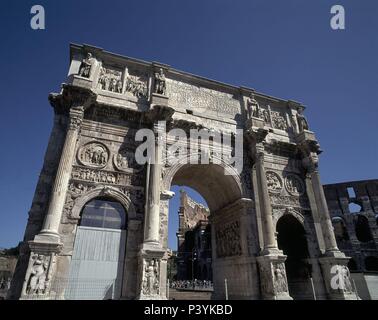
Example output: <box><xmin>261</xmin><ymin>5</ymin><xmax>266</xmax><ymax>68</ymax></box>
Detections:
<box><xmin>167</xmin><ymin>163</ymin><xmax>243</xmax><ymax>212</ymax></box>
<box><xmin>162</xmin><ymin>161</ymin><xmax>259</xmax><ymax>299</ymax></box>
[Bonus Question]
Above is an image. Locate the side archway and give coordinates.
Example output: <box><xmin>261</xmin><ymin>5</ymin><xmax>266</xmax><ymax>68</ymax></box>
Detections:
<box><xmin>66</xmin><ymin>186</ymin><xmax>139</xmax><ymax>300</ymax></box>
<box><xmin>276</xmin><ymin>214</ymin><xmax>312</xmax><ymax>300</ymax></box>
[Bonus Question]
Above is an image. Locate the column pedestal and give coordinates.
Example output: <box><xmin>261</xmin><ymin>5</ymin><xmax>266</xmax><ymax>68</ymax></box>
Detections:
<box><xmin>137</xmin><ymin>243</ymin><xmax>166</xmax><ymax>300</ymax></box>
<box><xmin>318</xmin><ymin>255</ymin><xmax>358</xmax><ymax>300</ymax></box>
<box><xmin>20</xmin><ymin>240</ymin><xmax>62</xmax><ymax>300</ymax></box>
<box><xmin>257</xmin><ymin>252</ymin><xmax>292</xmax><ymax>300</ymax></box>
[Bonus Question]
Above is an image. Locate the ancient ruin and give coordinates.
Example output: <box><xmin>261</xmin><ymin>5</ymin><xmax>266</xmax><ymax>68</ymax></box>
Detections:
<box><xmin>7</xmin><ymin>43</ymin><xmax>361</xmax><ymax>300</ymax></box>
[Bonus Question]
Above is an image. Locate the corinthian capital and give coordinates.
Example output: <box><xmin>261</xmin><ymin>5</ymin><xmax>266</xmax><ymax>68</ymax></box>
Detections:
<box><xmin>68</xmin><ymin>106</ymin><xmax>84</xmax><ymax>130</ymax></box>
<box><xmin>302</xmin><ymin>152</ymin><xmax>319</xmax><ymax>175</ymax></box>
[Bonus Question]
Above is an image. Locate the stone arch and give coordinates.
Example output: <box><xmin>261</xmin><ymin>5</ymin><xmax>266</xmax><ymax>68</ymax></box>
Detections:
<box><xmin>274</xmin><ymin>207</ymin><xmax>305</xmax><ymax>228</ymax></box>
<box><xmin>162</xmin><ymin>155</ymin><xmax>256</xmax><ymax>299</ymax></box>
<box><xmin>162</xmin><ymin>154</ymin><xmax>244</xmax><ymax>212</ymax></box>
<box><xmin>354</xmin><ymin>214</ymin><xmax>373</xmax><ymax>243</ymax></box>
<box><xmin>66</xmin><ymin>185</ymin><xmax>140</xmax><ymax>299</ymax></box>
<box><xmin>331</xmin><ymin>216</ymin><xmax>349</xmax><ymax>242</ymax></box>
<box><xmin>276</xmin><ymin>213</ymin><xmax>312</xmax><ymax>300</ymax></box>
<box><xmin>70</xmin><ymin>185</ymin><xmax>137</xmax><ymax>222</ymax></box>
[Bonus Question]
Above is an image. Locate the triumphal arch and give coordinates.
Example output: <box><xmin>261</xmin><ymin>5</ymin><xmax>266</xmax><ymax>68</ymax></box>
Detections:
<box><xmin>8</xmin><ymin>44</ymin><xmax>356</xmax><ymax>300</ymax></box>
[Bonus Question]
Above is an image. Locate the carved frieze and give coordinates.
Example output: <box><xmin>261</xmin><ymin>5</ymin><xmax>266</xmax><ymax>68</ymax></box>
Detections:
<box><xmin>77</xmin><ymin>142</ymin><xmax>110</xmax><ymax>168</ymax></box>
<box><xmin>271</xmin><ymin>111</ymin><xmax>287</xmax><ymax>130</ymax></box>
<box><xmin>125</xmin><ymin>74</ymin><xmax>148</xmax><ymax>99</ymax></box>
<box><xmin>266</xmin><ymin>171</ymin><xmax>283</xmax><ymax>193</ymax></box>
<box><xmin>258</xmin><ymin>108</ymin><xmax>270</xmax><ymax>124</ymax></box>
<box><xmin>71</xmin><ymin>166</ymin><xmax>133</xmax><ymax>185</ymax></box>
<box><xmin>215</xmin><ymin>220</ymin><xmax>242</xmax><ymax>258</ymax></box>
<box><xmin>68</xmin><ymin>182</ymin><xmax>96</xmax><ymax>198</ymax></box>
<box><xmin>270</xmin><ymin>194</ymin><xmax>310</xmax><ymax>210</ymax></box>
<box><xmin>98</xmin><ymin>66</ymin><xmax>123</xmax><ymax>93</ymax></box>
<box><xmin>166</xmin><ymin>79</ymin><xmax>240</xmax><ymax>115</ymax></box>
<box><xmin>285</xmin><ymin>174</ymin><xmax>305</xmax><ymax>196</ymax></box>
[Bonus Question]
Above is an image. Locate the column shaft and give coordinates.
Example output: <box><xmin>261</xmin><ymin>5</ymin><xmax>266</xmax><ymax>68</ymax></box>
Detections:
<box><xmin>144</xmin><ymin>123</ymin><xmax>163</xmax><ymax>243</ymax></box>
<box><xmin>310</xmin><ymin>170</ymin><xmax>338</xmax><ymax>252</ymax></box>
<box><xmin>255</xmin><ymin>153</ymin><xmax>277</xmax><ymax>251</ymax></box>
<box><xmin>40</xmin><ymin>107</ymin><xmax>83</xmax><ymax>238</ymax></box>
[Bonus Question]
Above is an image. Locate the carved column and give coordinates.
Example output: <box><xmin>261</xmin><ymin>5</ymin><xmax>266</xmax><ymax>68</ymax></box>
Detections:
<box><xmin>246</xmin><ymin>127</ymin><xmax>292</xmax><ymax>300</ymax></box>
<box><xmin>305</xmin><ymin>157</ymin><xmax>338</xmax><ymax>253</ymax></box>
<box><xmin>37</xmin><ymin>106</ymin><xmax>84</xmax><ymax>240</ymax></box>
<box><xmin>255</xmin><ymin>147</ymin><xmax>277</xmax><ymax>252</ymax></box>
<box><xmin>137</xmin><ymin>103</ymin><xmax>174</xmax><ymax>300</ymax></box>
<box><xmin>143</xmin><ymin>122</ymin><xmax>165</xmax><ymax>244</ymax></box>
<box><xmin>297</xmin><ymin>130</ymin><xmax>357</xmax><ymax>299</ymax></box>
<box><xmin>20</xmin><ymin>86</ymin><xmax>95</xmax><ymax>299</ymax></box>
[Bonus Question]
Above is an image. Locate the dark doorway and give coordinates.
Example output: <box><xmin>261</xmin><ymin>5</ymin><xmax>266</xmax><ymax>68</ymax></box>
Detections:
<box><xmin>355</xmin><ymin>215</ymin><xmax>373</xmax><ymax>243</ymax></box>
<box><xmin>277</xmin><ymin>215</ymin><xmax>312</xmax><ymax>300</ymax></box>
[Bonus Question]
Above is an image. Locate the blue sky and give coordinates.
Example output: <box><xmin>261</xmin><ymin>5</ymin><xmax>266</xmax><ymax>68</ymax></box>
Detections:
<box><xmin>0</xmin><ymin>0</ymin><xmax>377</xmax><ymax>249</ymax></box>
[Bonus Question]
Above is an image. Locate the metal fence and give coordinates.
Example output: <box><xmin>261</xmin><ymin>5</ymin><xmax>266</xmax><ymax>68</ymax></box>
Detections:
<box><xmin>169</xmin><ymin>280</ymin><xmax>214</xmax><ymax>291</ymax></box>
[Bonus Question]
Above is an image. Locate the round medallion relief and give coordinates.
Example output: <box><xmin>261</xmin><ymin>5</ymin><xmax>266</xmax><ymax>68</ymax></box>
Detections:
<box><xmin>113</xmin><ymin>147</ymin><xmax>141</xmax><ymax>172</ymax></box>
<box><xmin>284</xmin><ymin>174</ymin><xmax>305</xmax><ymax>196</ymax></box>
<box><xmin>77</xmin><ymin>142</ymin><xmax>110</xmax><ymax>168</ymax></box>
<box><xmin>266</xmin><ymin>171</ymin><xmax>283</xmax><ymax>193</ymax></box>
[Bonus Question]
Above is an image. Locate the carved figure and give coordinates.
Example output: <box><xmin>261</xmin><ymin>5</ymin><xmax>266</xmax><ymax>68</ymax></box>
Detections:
<box><xmin>341</xmin><ymin>266</ymin><xmax>353</xmax><ymax>293</ymax></box>
<box><xmin>143</xmin><ymin>259</ymin><xmax>159</xmax><ymax>295</ymax></box>
<box><xmin>154</xmin><ymin>68</ymin><xmax>166</xmax><ymax>95</ymax></box>
<box><xmin>266</xmin><ymin>172</ymin><xmax>282</xmax><ymax>192</ymax></box>
<box><xmin>246</xmin><ymin>93</ymin><xmax>260</xmax><ymax>119</ymax></box>
<box><xmin>285</xmin><ymin>174</ymin><xmax>304</xmax><ymax>196</ymax></box>
<box><xmin>297</xmin><ymin>112</ymin><xmax>309</xmax><ymax>132</ymax></box>
<box><xmin>78</xmin><ymin>53</ymin><xmax>95</xmax><ymax>78</ymax></box>
<box><xmin>27</xmin><ymin>255</ymin><xmax>48</xmax><ymax>295</ymax></box>
<box><xmin>125</xmin><ymin>75</ymin><xmax>148</xmax><ymax>98</ymax></box>
<box><xmin>274</xmin><ymin>264</ymin><xmax>288</xmax><ymax>293</ymax></box>
<box><xmin>98</xmin><ymin>67</ymin><xmax>123</xmax><ymax>92</ymax></box>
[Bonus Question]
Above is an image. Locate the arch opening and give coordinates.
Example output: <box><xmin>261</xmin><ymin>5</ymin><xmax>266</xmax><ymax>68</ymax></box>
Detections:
<box><xmin>165</xmin><ymin>163</ymin><xmax>243</xmax><ymax>299</ymax></box>
<box><xmin>277</xmin><ymin>215</ymin><xmax>312</xmax><ymax>300</ymax></box>
<box><xmin>66</xmin><ymin>196</ymin><xmax>128</xmax><ymax>300</ymax></box>
<box><xmin>354</xmin><ymin>215</ymin><xmax>373</xmax><ymax>243</ymax></box>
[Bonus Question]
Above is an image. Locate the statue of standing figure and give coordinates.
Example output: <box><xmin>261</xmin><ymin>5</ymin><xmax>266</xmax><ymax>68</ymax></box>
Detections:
<box><xmin>246</xmin><ymin>93</ymin><xmax>260</xmax><ymax>119</ymax></box>
<box><xmin>154</xmin><ymin>68</ymin><xmax>166</xmax><ymax>95</ymax></box>
<box><xmin>274</xmin><ymin>264</ymin><xmax>288</xmax><ymax>293</ymax></box>
<box><xmin>27</xmin><ymin>255</ymin><xmax>48</xmax><ymax>295</ymax></box>
<box><xmin>142</xmin><ymin>259</ymin><xmax>160</xmax><ymax>295</ymax></box>
<box><xmin>78</xmin><ymin>53</ymin><xmax>95</xmax><ymax>78</ymax></box>
<box><xmin>296</xmin><ymin>111</ymin><xmax>309</xmax><ymax>132</ymax></box>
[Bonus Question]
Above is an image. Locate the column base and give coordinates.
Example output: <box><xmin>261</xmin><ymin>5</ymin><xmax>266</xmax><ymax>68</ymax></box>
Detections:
<box><xmin>33</xmin><ymin>231</ymin><xmax>62</xmax><ymax>244</ymax></box>
<box><xmin>318</xmin><ymin>254</ymin><xmax>359</xmax><ymax>300</ymax></box>
<box><xmin>136</xmin><ymin>242</ymin><xmax>167</xmax><ymax>300</ymax></box>
<box><xmin>257</xmin><ymin>252</ymin><xmax>293</xmax><ymax>300</ymax></box>
<box><xmin>20</xmin><ymin>239</ymin><xmax>62</xmax><ymax>300</ymax></box>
